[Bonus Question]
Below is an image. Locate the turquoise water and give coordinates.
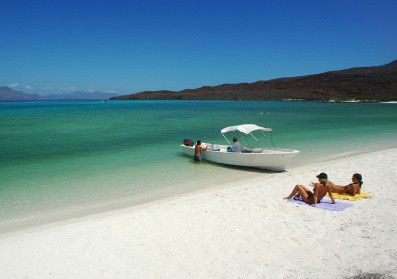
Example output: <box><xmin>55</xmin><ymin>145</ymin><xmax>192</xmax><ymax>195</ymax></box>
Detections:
<box><xmin>1</xmin><ymin>100</ymin><xmax>397</xmax><ymax>230</ymax></box>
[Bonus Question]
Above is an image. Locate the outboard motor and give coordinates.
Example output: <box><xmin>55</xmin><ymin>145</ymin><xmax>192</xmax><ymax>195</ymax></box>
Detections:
<box><xmin>183</xmin><ymin>139</ymin><xmax>193</xmax><ymax>146</ymax></box>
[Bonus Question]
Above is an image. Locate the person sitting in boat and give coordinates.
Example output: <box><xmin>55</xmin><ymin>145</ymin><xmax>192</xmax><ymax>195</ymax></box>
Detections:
<box><xmin>230</xmin><ymin>136</ymin><xmax>243</xmax><ymax>152</ymax></box>
<box><xmin>283</xmin><ymin>172</ymin><xmax>335</xmax><ymax>206</ymax></box>
<box><xmin>194</xmin><ymin>140</ymin><xmax>207</xmax><ymax>163</ymax></box>
<box><xmin>329</xmin><ymin>173</ymin><xmax>363</xmax><ymax>196</ymax></box>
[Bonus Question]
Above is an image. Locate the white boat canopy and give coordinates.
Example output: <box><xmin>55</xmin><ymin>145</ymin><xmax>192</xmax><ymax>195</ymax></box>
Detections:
<box><xmin>221</xmin><ymin>124</ymin><xmax>273</xmax><ymax>145</ymax></box>
<box><xmin>221</xmin><ymin>124</ymin><xmax>272</xmax><ymax>135</ymax></box>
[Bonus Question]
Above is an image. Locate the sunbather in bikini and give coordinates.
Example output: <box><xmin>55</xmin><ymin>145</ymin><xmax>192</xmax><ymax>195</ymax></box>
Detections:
<box><xmin>283</xmin><ymin>172</ymin><xmax>335</xmax><ymax>206</ymax></box>
<box><xmin>329</xmin><ymin>173</ymin><xmax>363</xmax><ymax>196</ymax></box>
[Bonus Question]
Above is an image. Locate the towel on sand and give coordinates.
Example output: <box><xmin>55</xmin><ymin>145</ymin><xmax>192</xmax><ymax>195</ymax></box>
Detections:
<box><xmin>327</xmin><ymin>192</ymin><xmax>374</xmax><ymax>201</ymax></box>
<box><xmin>288</xmin><ymin>197</ymin><xmax>353</xmax><ymax>211</ymax></box>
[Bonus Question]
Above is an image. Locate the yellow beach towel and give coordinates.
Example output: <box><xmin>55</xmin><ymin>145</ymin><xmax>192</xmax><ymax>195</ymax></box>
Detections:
<box><xmin>328</xmin><ymin>192</ymin><xmax>374</xmax><ymax>201</ymax></box>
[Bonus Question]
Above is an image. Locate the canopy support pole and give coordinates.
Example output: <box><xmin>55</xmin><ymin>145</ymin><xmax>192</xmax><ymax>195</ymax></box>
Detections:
<box><xmin>222</xmin><ymin>133</ymin><xmax>230</xmax><ymax>144</ymax></box>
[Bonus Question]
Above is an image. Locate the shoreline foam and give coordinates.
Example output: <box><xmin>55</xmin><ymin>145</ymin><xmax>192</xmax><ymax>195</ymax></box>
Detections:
<box><xmin>0</xmin><ymin>148</ymin><xmax>396</xmax><ymax>278</ymax></box>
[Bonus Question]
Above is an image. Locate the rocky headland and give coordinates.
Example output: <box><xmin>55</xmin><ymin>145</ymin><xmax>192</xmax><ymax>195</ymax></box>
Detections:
<box><xmin>111</xmin><ymin>60</ymin><xmax>397</xmax><ymax>102</ymax></box>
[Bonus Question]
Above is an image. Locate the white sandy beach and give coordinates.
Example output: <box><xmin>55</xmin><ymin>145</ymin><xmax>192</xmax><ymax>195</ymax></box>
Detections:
<box><xmin>0</xmin><ymin>148</ymin><xmax>396</xmax><ymax>278</ymax></box>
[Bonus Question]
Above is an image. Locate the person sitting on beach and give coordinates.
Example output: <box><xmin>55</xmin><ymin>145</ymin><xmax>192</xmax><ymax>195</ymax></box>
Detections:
<box><xmin>329</xmin><ymin>173</ymin><xmax>363</xmax><ymax>196</ymax></box>
<box><xmin>194</xmin><ymin>140</ymin><xmax>207</xmax><ymax>163</ymax></box>
<box><xmin>230</xmin><ymin>137</ymin><xmax>243</xmax><ymax>152</ymax></box>
<box><xmin>283</xmin><ymin>172</ymin><xmax>335</xmax><ymax>206</ymax></box>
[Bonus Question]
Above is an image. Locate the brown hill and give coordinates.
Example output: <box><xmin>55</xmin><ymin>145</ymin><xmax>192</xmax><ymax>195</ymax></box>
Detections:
<box><xmin>111</xmin><ymin>60</ymin><xmax>397</xmax><ymax>101</ymax></box>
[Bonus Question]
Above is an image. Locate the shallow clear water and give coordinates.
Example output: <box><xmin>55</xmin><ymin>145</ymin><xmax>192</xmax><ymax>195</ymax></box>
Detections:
<box><xmin>1</xmin><ymin>100</ymin><xmax>396</xmax><ymax>229</ymax></box>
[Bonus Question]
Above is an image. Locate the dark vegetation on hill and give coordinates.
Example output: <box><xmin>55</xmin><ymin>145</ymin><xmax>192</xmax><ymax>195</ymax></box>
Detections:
<box><xmin>111</xmin><ymin>60</ymin><xmax>397</xmax><ymax>102</ymax></box>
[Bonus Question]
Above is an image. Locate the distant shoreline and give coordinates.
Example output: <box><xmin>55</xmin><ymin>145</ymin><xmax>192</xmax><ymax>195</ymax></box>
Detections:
<box><xmin>1</xmin><ymin>99</ymin><xmax>397</xmax><ymax>104</ymax></box>
<box><xmin>111</xmin><ymin>60</ymin><xmax>397</xmax><ymax>102</ymax></box>
<box><xmin>2</xmin><ymin>60</ymin><xmax>396</xmax><ymax>102</ymax></box>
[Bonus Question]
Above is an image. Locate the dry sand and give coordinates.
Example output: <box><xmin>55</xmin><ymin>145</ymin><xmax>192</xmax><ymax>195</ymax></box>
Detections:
<box><xmin>0</xmin><ymin>148</ymin><xmax>396</xmax><ymax>278</ymax></box>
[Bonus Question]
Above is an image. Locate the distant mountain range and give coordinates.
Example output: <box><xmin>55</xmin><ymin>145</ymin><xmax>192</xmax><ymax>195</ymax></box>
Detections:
<box><xmin>2</xmin><ymin>60</ymin><xmax>396</xmax><ymax>102</ymax></box>
<box><xmin>0</xmin><ymin>87</ymin><xmax>119</xmax><ymax>101</ymax></box>
<box><xmin>0</xmin><ymin>87</ymin><xmax>42</xmax><ymax>101</ymax></box>
<box><xmin>111</xmin><ymin>60</ymin><xmax>397</xmax><ymax>102</ymax></box>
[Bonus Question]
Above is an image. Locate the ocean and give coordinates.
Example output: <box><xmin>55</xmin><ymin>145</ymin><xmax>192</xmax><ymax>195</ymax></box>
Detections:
<box><xmin>1</xmin><ymin>100</ymin><xmax>397</xmax><ymax>230</ymax></box>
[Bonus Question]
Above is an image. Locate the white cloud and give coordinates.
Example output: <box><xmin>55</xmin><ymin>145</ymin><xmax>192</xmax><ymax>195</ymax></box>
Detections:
<box><xmin>7</xmin><ymin>83</ymin><xmax>19</xmax><ymax>88</ymax></box>
<box><xmin>25</xmin><ymin>85</ymin><xmax>33</xmax><ymax>90</ymax></box>
<box><xmin>44</xmin><ymin>86</ymin><xmax>53</xmax><ymax>90</ymax></box>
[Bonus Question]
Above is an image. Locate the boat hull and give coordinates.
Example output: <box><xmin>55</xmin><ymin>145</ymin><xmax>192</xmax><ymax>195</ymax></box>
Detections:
<box><xmin>181</xmin><ymin>143</ymin><xmax>299</xmax><ymax>171</ymax></box>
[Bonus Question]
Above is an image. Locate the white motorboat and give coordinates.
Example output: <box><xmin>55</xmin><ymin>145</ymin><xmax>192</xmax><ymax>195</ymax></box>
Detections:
<box><xmin>181</xmin><ymin>124</ymin><xmax>299</xmax><ymax>171</ymax></box>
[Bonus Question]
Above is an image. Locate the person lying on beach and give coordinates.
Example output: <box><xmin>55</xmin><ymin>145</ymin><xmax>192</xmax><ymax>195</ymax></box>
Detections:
<box><xmin>329</xmin><ymin>173</ymin><xmax>363</xmax><ymax>196</ymax></box>
<box><xmin>194</xmin><ymin>140</ymin><xmax>207</xmax><ymax>163</ymax></box>
<box><xmin>283</xmin><ymin>172</ymin><xmax>335</xmax><ymax>206</ymax></box>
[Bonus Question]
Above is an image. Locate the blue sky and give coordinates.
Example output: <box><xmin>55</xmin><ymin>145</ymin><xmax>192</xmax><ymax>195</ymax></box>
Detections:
<box><xmin>1</xmin><ymin>0</ymin><xmax>396</xmax><ymax>95</ymax></box>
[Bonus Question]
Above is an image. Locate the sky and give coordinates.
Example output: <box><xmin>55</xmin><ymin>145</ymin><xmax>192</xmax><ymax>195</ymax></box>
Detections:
<box><xmin>1</xmin><ymin>0</ymin><xmax>396</xmax><ymax>95</ymax></box>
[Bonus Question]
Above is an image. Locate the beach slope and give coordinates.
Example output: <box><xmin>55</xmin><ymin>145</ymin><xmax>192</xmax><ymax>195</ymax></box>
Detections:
<box><xmin>0</xmin><ymin>149</ymin><xmax>396</xmax><ymax>278</ymax></box>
